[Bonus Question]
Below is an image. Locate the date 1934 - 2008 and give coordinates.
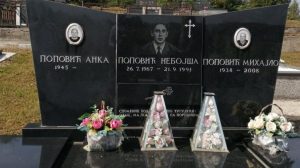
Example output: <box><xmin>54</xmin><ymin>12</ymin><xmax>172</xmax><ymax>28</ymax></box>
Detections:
<box><xmin>219</xmin><ymin>68</ymin><xmax>260</xmax><ymax>74</ymax></box>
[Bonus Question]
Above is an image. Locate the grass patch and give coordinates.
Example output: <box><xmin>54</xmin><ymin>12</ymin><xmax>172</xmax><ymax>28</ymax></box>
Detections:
<box><xmin>0</xmin><ymin>49</ymin><xmax>40</xmax><ymax>135</ymax></box>
<box><xmin>286</xmin><ymin>20</ymin><xmax>300</xmax><ymax>28</ymax></box>
<box><xmin>281</xmin><ymin>52</ymin><xmax>300</xmax><ymax>68</ymax></box>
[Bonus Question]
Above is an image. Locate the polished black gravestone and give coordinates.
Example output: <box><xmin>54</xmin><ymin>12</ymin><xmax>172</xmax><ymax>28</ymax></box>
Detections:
<box><xmin>117</xmin><ymin>15</ymin><xmax>203</xmax><ymax>127</ymax></box>
<box><xmin>27</xmin><ymin>0</ymin><xmax>116</xmax><ymax>126</ymax></box>
<box><xmin>61</xmin><ymin>138</ymin><xmax>265</xmax><ymax>168</ymax></box>
<box><xmin>26</xmin><ymin>0</ymin><xmax>288</xmax><ymax>131</ymax></box>
<box><xmin>203</xmin><ymin>5</ymin><xmax>288</xmax><ymax>127</ymax></box>
<box><xmin>0</xmin><ymin>136</ymin><xmax>69</xmax><ymax>168</ymax></box>
<box><xmin>246</xmin><ymin>138</ymin><xmax>300</xmax><ymax>168</ymax></box>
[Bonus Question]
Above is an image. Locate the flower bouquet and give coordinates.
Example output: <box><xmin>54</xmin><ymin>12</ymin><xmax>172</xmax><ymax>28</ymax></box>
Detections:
<box><xmin>77</xmin><ymin>101</ymin><xmax>126</xmax><ymax>151</ymax></box>
<box><xmin>248</xmin><ymin>104</ymin><xmax>294</xmax><ymax>154</ymax></box>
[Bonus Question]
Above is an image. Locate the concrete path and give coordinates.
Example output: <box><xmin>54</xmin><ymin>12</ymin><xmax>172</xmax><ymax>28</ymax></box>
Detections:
<box><xmin>273</xmin><ymin>99</ymin><xmax>300</xmax><ymax>118</ymax></box>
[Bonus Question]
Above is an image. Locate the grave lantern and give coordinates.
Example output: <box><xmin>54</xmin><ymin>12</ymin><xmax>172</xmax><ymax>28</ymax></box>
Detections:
<box><xmin>191</xmin><ymin>92</ymin><xmax>228</xmax><ymax>152</ymax></box>
<box><xmin>140</xmin><ymin>91</ymin><xmax>177</xmax><ymax>151</ymax></box>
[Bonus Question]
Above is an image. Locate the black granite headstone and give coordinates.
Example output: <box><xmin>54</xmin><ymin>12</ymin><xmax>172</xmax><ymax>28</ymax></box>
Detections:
<box><xmin>203</xmin><ymin>4</ymin><xmax>288</xmax><ymax>127</ymax></box>
<box><xmin>27</xmin><ymin>0</ymin><xmax>116</xmax><ymax>126</ymax></box>
<box><xmin>117</xmin><ymin>15</ymin><xmax>203</xmax><ymax>126</ymax></box>
<box><xmin>26</xmin><ymin>0</ymin><xmax>288</xmax><ymax>128</ymax></box>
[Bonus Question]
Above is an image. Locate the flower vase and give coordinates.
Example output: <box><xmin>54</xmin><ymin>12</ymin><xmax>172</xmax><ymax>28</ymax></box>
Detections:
<box><xmin>253</xmin><ymin>134</ymin><xmax>274</xmax><ymax>147</ymax></box>
<box><xmin>274</xmin><ymin>136</ymin><xmax>288</xmax><ymax>152</ymax></box>
<box><xmin>85</xmin><ymin>133</ymin><xmax>124</xmax><ymax>152</ymax></box>
<box><xmin>253</xmin><ymin>134</ymin><xmax>288</xmax><ymax>153</ymax></box>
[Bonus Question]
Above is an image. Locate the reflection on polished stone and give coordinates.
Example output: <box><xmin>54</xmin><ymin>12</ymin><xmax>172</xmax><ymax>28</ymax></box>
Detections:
<box><xmin>143</xmin><ymin>151</ymin><xmax>176</xmax><ymax>168</ymax></box>
<box><xmin>247</xmin><ymin>141</ymin><xmax>293</xmax><ymax>167</ymax></box>
<box><xmin>0</xmin><ymin>136</ymin><xmax>68</xmax><ymax>168</ymax></box>
<box><xmin>85</xmin><ymin>151</ymin><xmax>123</xmax><ymax>168</ymax></box>
<box><xmin>194</xmin><ymin>152</ymin><xmax>228</xmax><ymax>168</ymax></box>
<box><xmin>62</xmin><ymin>138</ymin><xmax>264</xmax><ymax>168</ymax></box>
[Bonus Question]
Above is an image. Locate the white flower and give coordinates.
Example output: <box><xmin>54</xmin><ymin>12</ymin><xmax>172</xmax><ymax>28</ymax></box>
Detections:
<box><xmin>209</xmin><ymin>114</ymin><xmax>217</xmax><ymax>122</ymax></box>
<box><xmin>253</xmin><ymin>117</ymin><xmax>265</xmax><ymax>129</ymax></box>
<box><xmin>266</xmin><ymin>121</ymin><xmax>277</xmax><ymax>132</ymax></box>
<box><xmin>266</xmin><ymin>112</ymin><xmax>279</xmax><ymax>121</ymax></box>
<box><xmin>213</xmin><ymin>132</ymin><xmax>220</xmax><ymax>139</ymax></box>
<box><xmin>279</xmin><ymin>116</ymin><xmax>287</xmax><ymax>123</ymax></box>
<box><xmin>255</xmin><ymin>115</ymin><xmax>263</xmax><ymax>120</ymax></box>
<box><xmin>212</xmin><ymin>138</ymin><xmax>222</xmax><ymax>146</ymax></box>
<box><xmin>280</xmin><ymin>122</ymin><xmax>292</xmax><ymax>132</ymax></box>
<box><xmin>248</xmin><ymin>119</ymin><xmax>255</xmax><ymax>129</ymax></box>
<box><xmin>208</xmin><ymin>99</ymin><xmax>214</xmax><ymax>107</ymax></box>
<box><xmin>153</xmin><ymin>121</ymin><xmax>162</xmax><ymax>129</ymax></box>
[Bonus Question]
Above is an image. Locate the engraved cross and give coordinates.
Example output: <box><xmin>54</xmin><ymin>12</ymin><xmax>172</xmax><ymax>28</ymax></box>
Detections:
<box><xmin>185</xmin><ymin>19</ymin><xmax>195</xmax><ymax>38</ymax></box>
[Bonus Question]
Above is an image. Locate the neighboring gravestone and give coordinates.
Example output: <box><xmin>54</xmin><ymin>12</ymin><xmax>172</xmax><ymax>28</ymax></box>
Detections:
<box><xmin>26</xmin><ymin>0</ymin><xmax>288</xmax><ymax>129</ymax></box>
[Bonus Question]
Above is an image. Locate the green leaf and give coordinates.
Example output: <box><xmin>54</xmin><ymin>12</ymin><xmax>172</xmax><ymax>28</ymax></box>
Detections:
<box><xmin>77</xmin><ymin>125</ymin><xmax>89</xmax><ymax>132</ymax></box>
<box><xmin>104</xmin><ymin>126</ymin><xmax>111</xmax><ymax>131</ymax></box>
<box><xmin>255</xmin><ymin>129</ymin><xmax>261</xmax><ymax>135</ymax></box>
<box><xmin>78</xmin><ymin>113</ymin><xmax>90</xmax><ymax>121</ymax></box>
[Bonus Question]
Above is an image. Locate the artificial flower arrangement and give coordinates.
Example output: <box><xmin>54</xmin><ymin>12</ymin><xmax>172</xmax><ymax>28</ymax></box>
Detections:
<box><xmin>77</xmin><ymin>101</ymin><xmax>126</xmax><ymax>151</ymax></box>
<box><xmin>248</xmin><ymin>104</ymin><xmax>294</xmax><ymax>154</ymax></box>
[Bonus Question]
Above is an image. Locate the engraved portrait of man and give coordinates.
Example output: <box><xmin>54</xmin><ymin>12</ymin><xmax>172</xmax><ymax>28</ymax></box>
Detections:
<box><xmin>141</xmin><ymin>23</ymin><xmax>181</xmax><ymax>57</ymax></box>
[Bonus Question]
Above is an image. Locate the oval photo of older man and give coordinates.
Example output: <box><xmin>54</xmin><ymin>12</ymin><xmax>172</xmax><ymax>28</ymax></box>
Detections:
<box><xmin>234</xmin><ymin>27</ymin><xmax>251</xmax><ymax>50</ymax></box>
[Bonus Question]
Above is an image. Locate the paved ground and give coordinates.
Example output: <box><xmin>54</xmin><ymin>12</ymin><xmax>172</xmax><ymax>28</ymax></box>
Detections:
<box><xmin>273</xmin><ymin>99</ymin><xmax>300</xmax><ymax>118</ymax></box>
<box><xmin>0</xmin><ymin>40</ymin><xmax>31</xmax><ymax>49</ymax></box>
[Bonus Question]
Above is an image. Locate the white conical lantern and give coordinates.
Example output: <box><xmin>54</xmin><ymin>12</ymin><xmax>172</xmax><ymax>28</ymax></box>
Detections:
<box><xmin>190</xmin><ymin>92</ymin><xmax>228</xmax><ymax>152</ymax></box>
<box><xmin>140</xmin><ymin>91</ymin><xmax>177</xmax><ymax>151</ymax></box>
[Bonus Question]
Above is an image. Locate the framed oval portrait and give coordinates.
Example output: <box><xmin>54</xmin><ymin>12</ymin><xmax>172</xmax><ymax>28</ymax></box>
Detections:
<box><xmin>65</xmin><ymin>23</ymin><xmax>84</xmax><ymax>45</ymax></box>
<box><xmin>234</xmin><ymin>27</ymin><xmax>251</xmax><ymax>50</ymax></box>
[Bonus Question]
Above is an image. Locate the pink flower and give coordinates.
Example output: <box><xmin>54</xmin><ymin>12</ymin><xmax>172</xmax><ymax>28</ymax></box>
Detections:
<box><xmin>155</xmin><ymin>101</ymin><xmax>164</xmax><ymax>112</ymax></box>
<box><xmin>99</xmin><ymin>109</ymin><xmax>107</xmax><ymax>118</ymax></box>
<box><xmin>92</xmin><ymin>119</ymin><xmax>103</xmax><ymax>129</ymax></box>
<box><xmin>163</xmin><ymin>128</ymin><xmax>169</xmax><ymax>135</ymax></box>
<box><xmin>110</xmin><ymin>119</ymin><xmax>122</xmax><ymax>129</ymax></box>
<box><xmin>81</xmin><ymin>118</ymin><xmax>90</xmax><ymax>126</ymax></box>
<box><xmin>159</xmin><ymin>112</ymin><xmax>165</xmax><ymax>118</ymax></box>
<box><xmin>154</xmin><ymin>128</ymin><xmax>162</xmax><ymax>136</ymax></box>
<box><xmin>165</xmin><ymin>136</ymin><xmax>174</xmax><ymax>144</ymax></box>
<box><xmin>204</xmin><ymin>116</ymin><xmax>212</xmax><ymax>127</ymax></box>
<box><xmin>147</xmin><ymin>138</ymin><xmax>154</xmax><ymax>145</ymax></box>
<box><xmin>153</xmin><ymin>112</ymin><xmax>161</xmax><ymax>121</ymax></box>
<box><xmin>149</xmin><ymin>129</ymin><xmax>156</xmax><ymax>137</ymax></box>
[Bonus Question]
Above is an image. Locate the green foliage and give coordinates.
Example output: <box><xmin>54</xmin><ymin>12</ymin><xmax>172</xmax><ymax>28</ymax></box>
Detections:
<box><xmin>209</xmin><ymin>0</ymin><xmax>243</xmax><ymax>11</ymax></box>
<box><xmin>237</xmin><ymin>0</ymin><xmax>287</xmax><ymax>10</ymax></box>
<box><xmin>288</xmin><ymin>0</ymin><xmax>300</xmax><ymax>20</ymax></box>
<box><xmin>78</xmin><ymin>113</ymin><xmax>91</xmax><ymax>121</ymax></box>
